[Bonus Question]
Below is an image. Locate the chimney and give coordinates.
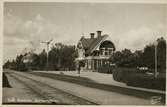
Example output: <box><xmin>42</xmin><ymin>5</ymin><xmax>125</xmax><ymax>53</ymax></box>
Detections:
<box><xmin>90</xmin><ymin>33</ymin><xmax>95</xmax><ymax>39</ymax></box>
<box><xmin>97</xmin><ymin>30</ymin><xmax>102</xmax><ymax>37</ymax></box>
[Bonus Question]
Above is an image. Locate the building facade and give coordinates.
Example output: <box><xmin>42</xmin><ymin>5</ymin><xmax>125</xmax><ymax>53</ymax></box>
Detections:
<box><xmin>75</xmin><ymin>31</ymin><xmax>115</xmax><ymax>72</ymax></box>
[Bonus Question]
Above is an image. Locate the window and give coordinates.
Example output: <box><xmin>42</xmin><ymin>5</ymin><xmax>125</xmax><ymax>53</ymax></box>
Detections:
<box><xmin>108</xmin><ymin>48</ymin><xmax>113</xmax><ymax>55</ymax></box>
<box><xmin>105</xmin><ymin>50</ymin><xmax>109</xmax><ymax>56</ymax></box>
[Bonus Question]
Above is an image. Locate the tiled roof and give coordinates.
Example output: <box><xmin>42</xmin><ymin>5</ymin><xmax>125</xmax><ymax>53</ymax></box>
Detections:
<box><xmin>80</xmin><ymin>34</ymin><xmax>108</xmax><ymax>55</ymax></box>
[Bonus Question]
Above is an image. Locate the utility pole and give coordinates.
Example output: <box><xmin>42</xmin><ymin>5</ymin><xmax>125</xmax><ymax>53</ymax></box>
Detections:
<box><xmin>41</xmin><ymin>39</ymin><xmax>53</xmax><ymax>71</ymax></box>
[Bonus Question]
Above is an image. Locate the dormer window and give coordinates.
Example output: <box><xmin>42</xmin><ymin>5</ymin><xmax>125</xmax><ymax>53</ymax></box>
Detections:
<box><xmin>99</xmin><ymin>40</ymin><xmax>115</xmax><ymax>56</ymax></box>
<box><xmin>101</xmin><ymin>48</ymin><xmax>110</xmax><ymax>56</ymax></box>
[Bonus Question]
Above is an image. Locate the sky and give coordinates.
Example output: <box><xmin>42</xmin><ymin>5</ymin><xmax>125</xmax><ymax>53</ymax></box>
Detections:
<box><xmin>3</xmin><ymin>2</ymin><xmax>166</xmax><ymax>63</ymax></box>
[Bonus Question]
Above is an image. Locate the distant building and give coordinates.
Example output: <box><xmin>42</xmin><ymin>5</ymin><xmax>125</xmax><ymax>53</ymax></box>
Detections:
<box><xmin>75</xmin><ymin>30</ymin><xmax>115</xmax><ymax>71</ymax></box>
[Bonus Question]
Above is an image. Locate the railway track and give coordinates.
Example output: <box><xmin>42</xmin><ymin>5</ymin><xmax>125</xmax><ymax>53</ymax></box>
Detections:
<box><xmin>6</xmin><ymin>72</ymin><xmax>99</xmax><ymax>105</ymax></box>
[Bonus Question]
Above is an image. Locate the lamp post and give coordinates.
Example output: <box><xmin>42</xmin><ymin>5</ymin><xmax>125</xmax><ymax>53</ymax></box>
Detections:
<box><xmin>41</xmin><ymin>39</ymin><xmax>53</xmax><ymax>71</ymax></box>
<box><xmin>154</xmin><ymin>40</ymin><xmax>158</xmax><ymax>78</ymax></box>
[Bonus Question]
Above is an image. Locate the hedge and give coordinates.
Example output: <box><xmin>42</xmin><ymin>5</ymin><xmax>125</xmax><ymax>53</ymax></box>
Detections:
<box><xmin>112</xmin><ymin>67</ymin><xmax>166</xmax><ymax>90</ymax></box>
<box><xmin>98</xmin><ymin>65</ymin><xmax>114</xmax><ymax>74</ymax></box>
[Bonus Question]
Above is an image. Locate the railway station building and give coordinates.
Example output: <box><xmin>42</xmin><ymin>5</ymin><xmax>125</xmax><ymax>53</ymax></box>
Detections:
<box><xmin>75</xmin><ymin>30</ymin><xmax>116</xmax><ymax>72</ymax></box>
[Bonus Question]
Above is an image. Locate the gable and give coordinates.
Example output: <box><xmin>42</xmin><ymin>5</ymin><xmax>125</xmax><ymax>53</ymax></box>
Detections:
<box><xmin>80</xmin><ymin>34</ymin><xmax>108</xmax><ymax>55</ymax></box>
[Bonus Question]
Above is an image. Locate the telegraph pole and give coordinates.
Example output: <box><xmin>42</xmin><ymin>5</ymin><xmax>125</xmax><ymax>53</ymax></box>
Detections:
<box><xmin>41</xmin><ymin>39</ymin><xmax>53</xmax><ymax>71</ymax></box>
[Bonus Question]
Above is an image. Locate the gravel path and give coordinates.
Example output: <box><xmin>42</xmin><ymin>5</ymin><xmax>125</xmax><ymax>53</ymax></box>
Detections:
<box><xmin>4</xmin><ymin>71</ymin><xmax>98</xmax><ymax>105</ymax></box>
<box><xmin>36</xmin><ymin>71</ymin><xmax>165</xmax><ymax>94</ymax></box>
<box><xmin>3</xmin><ymin>70</ymin><xmax>165</xmax><ymax>105</ymax></box>
<box><xmin>6</xmin><ymin>71</ymin><xmax>157</xmax><ymax>105</ymax></box>
<box><xmin>3</xmin><ymin>73</ymin><xmax>44</xmax><ymax>104</ymax></box>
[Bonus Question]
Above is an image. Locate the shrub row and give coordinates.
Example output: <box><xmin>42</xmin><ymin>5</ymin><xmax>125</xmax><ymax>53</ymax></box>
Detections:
<box><xmin>97</xmin><ymin>65</ymin><xmax>114</xmax><ymax>74</ymax></box>
<box><xmin>112</xmin><ymin>67</ymin><xmax>166</xmax><ymax>90</ymax></box>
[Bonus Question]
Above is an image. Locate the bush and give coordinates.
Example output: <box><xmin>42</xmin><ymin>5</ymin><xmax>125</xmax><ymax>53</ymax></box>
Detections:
<box><xmin>113</xmin><ymin>67</ymin><xmax>166</xmax><ymax>90</ymax></box>
<box><xmin>112</xmin><ymin>68</ymin><xmax>123</xmax><ymax>81</ymax></box>
<box><xmin>125</xmin><ymin>73</ymin><xmax>166</xmax><ymax>90</ymax></box>
<box><xmin>98</xmin><ymin>64</ymin><xmax>114</xmax><ymax>74</ymax></box>
<box><xmin>112</xmin><ymin>67</ymin><xmax>137</xmax><ymax>82</ymax></box>
<box><xmin>3</xmin><ymin>73</ymin><xmax>12</xmax><ymax>88</ymax></box>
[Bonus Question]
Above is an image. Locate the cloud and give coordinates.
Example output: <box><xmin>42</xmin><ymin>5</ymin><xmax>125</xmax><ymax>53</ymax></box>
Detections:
<box><xmin>3</xmin><ymin>5</ymin><xmax>166</xmax><ymax>63</ymax></box>
<box><xmin>117</xmin><ymin>25</ymin><xmax>166</xmax><ymax>51</ymax></box>
<box><xmin>4</xmin><ymin>11</ymin><xmax>80</xmax><ymax>62</ymax></box>
<box><xmin>4</xmin><ymin>12</ymin><xmax>64</xmax><ymax>62</ymax></box>
<box><xmin>5</xmin><ymin>12</ymin><xmax>60</xmax><ymax>49</ymax></box>
<box><xmin>3</xmin><ymin>36</ymin><xmax>30</xmax><ymax>63</ymax></box>
<box><xmin>4</xmin><ymin>11</ymin><xmax>24</xmax><ymax>37</ymax></box>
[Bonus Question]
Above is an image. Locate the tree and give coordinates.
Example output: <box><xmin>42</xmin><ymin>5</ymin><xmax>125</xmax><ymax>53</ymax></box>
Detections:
<box><xmin>141</xmin><ymin>37</ymin><xmax>166</xmax><ymax>71</ymax></box>
<box><xmin>110</xmin><ymin>49</ymin><xmax>135</xmax><ymax>67</ymax></box>
<box><xmin>39</xmin><ymin>49</ymin><xmax>47</xmax><ymax>70</ymax></box>
<box><xmin>109</xmin><ymin>37</ymin><xmax>166</xmax><ymax>73</ymax></box>
<box><xmin>133</xmin><ymin>50</ymin><xmax>143</xmax><ymax>67</ymax></box>
<box><xmin>157</xmin><ymin>37</ymin><xmax>166</xmax><ymax>72</ymax></box>
<box><xmin>121</xmin><ymin>49</ymin><xmax>134</xmax><ymax>67</ymax></box>
<box><xmin>48</xmin><ymin>43</ymin><xmax>76</xmax><ymax>70</ymax></box>
<box><xmin>15</xmin><ymin>54</ymin><xmax>27</xmax><ymax>71</ymax></box>
<box><xmin>142</xmin><ymin>44</ymin><xmax>155</xmax><ymax>68</ymax></box>
<box><xmin>28</xmin><ymin>53</ymin><xmax>40</xmax><ymax>70</ymax></box>
<box><xmin>109</xmin><ymin>51</ymin><xmax>122</xmax><ymax>66</ymax></box>
<box><xmin>3</xmin><ymin>60</ymin><xmax>10</xmax><ymax>69</ymax></box>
